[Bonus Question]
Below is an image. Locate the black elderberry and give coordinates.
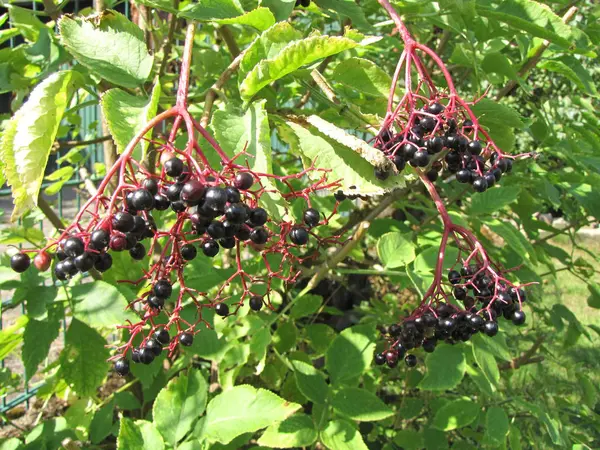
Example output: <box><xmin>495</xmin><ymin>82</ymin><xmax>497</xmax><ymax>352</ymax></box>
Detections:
<box><xmin>131</xmin><ymin>216</ymin><xmax>146</xmax><ymax>234</ymax></box>
<box><xmin>498</xmin><ymin>292</ymin><xmax>512</xmax><ymax>305</ymax></box>
<box><xmin>89</xmin><ymin>229</ymin><xmax>109</xmax><ymax>251</ymax></box>
<box><xmin>405</xmin><ymin>354</ymin><xmax>418</xmax><ymax>367</ymax></box>
<box><xmin>448</xmin><ymin>270</ymin><xmax>461</xmax><ymax>284</ymax></box>
<box><xmin>124</xmin><ymin>233</ymin><xmax>138</xmax><ymax>250</ymax></box>
<box><xmin>334</xmin><ymin>191</ymin><xmax>347</xmax><ymax>202</ymax></box>
<box><xmin>511</xmin><ymin>310</ymin><xmax>526</xmax><ymax>325</ymax></box>
<box><xmin>143</xmin><ymin>179</ymin><xmax>158</xmax><ymax>195</ymax></box>
<box><xmin>303</xmin><ymin>208</ymin><xmax>320</xmax><ymax>227</ymax></box>
<box><xmin>375</xmin><ymin>352</ymin><xmax>386</xmax><ymax>366</ymax></box>
<box><xmin>113</xmin><ymin>212</ymin><xmax>135</xmax><ymax>233</ymax></box>
<box><xmin>180</xmin><ymin>180</ymin><xmax>205</xmax><ymax>206</ymax></box>
<box><xmin>497</xmin><ymin>158</ymin><xmax>508</xmax><ymax>173</ymax></box>
<box><xmin>204</xmin><ymin>187</ymin><xmax>228</xmax><ymax>211</ymax></box>
<box><xmin>225</xmin><ymin>203</ymin><xmax>247</xmax><ymax>223</ymax></box>
<box><xmin>166</xmin><ymin>183</ymin><xmax>184</xmax><ymax>202</ymax></box>
<box><xmin>74</xmin><ymin>252</ymin><xmax>95</xmax><ymax>272</ymax></box>
<box><xmin>462</xmin><ymin>119</ymin><xmax>473</xmax><ymax>128</ymax></box>
<box><xmin>483</xmin><ymin>320</ymin><xmax>499</xmax><ymax>337</ymax></box>
<box><xmin>131</xmin><ymin>350</ymin><xmax>141</xmax><ymax>364</ymax></box>
<box><xmin>394</xmin><ymin>342</ymin><xmax>407</xmax><ymax>358</ymax></box>
<box><xmin>222</xmin><ymin>220</ymin><xmax>239</xmax><ymax>237</ymax></box>
<box><xmin>10</xmin><ymin>253</ymin><xmax>31</xmax><ymax>273</ymax></box>
<box><xmin>250</xmin><ymin>227</ymin><xmax>269</xmax><ymax>244</ymax></box>
<box><xmin>63</xmin><ymin>237</ymin><xmax>86</xmax><ymax>258</ymax></box>
<box><xmin>248</xmin><ymin>208</ymin><xmax>268</xmax><ymax>227</ymax></box>
<box><xmin>445</xmin><ymin>150</ymin><xmax>461</xmax><ymax>165</ymax></box>
<box><xmin>423</xmin><ymin>338</ymin><xmax>437</xmax><ymax>353</ymax></box>
<box><xmin>420</xmin><ymin>116</ymin><xmax>436</xmax><ymax>132</ymax></box>
<box><xmin>131</xmin><ymin>189</ymin><xmax>154</xmax><ymax>211</ymax></box>
<box><xmin>94</xmin><ymin>253</ymin><xmax>113</xmax><ymax>272</ymax></box>
<box><xmin>164</xmin><ymin>158</ymin><xmax>184</xmax><ymax>178</ymax></box>
<box><xmin>171</xmin><ymin>200</ymin><xmax>187</xmax><ymax>213</ymax></box>
<box><xmin>447</xmin><ymin>164</ymin><xmax>460</xmax><ymax>174</ymax></box>
<box><xmin>179</xmin><ymin>332</ymin><xmax>194</xmax><ymax>347</ymax></box>
<box><xmin>428</xmin><ymin>102</ymin><xmax>444</xmax><ymax>115</ymax></box>
<box><xmin>456</xmin><ymin>169</ymin><xmax>471</xmax><ymax>184</ymax></box>
<box><xmin>290</xmin><ymin>227</ymin><xmax>309</xmax><ymax>245</ymax></box>
<box><xmin>437</xmin><ymin>303</ymin><xmax>454</xmax><ymax>318</ymax></box>
<box><xmin>484</xmin><ymin>172</ymin><xmax>496</xmax><ymax>188</ymax></box>
<box><xmin>457</xmin><ymin>135</ymin><xmax>469</xmax><ymax>151</ymax></box>
<box><xmin>439</xmin><ymin>317</ymin><xmax>456</xmax><ymax>333</ymax></box>
<box><xmin>138</xmin><ymin>348</ymin><xmax>155</xmax><ymax>364</ymax></box>
<box><xmin>423</xmin><ymin>313</ymin><xmax>437</xmax><ymax>328</ymax></box>
<box><xmin>400</xmin><ymin>143</ymin><xmax>416</xmax><ymax>160</ymax></box>
<box><xmin>114</xmin><ymin>359</ymin><xmax>130</xmax><ymax>376</ymax></box>
<box><xmin>393</xmin><ymin>154</ymin><xmax>406</xmax><ymax>171</ymax></box>
<box><xmin>385</xmin><ymin>351</ymin><xmax>398</xmax><ymax>368</ymax></box>
<box><xmin>249</xmin><ymin>296</ymin><xmax>263</xmax><ymax>311</ymax></box>
<box><xmin>145</xmin><ymin>338</ymin><xmax>162</xmax><ymax>357</ymax></box>
<box><xmin>147</xmin><ymin>295</ymin><xmax>165</xmax><ymax>310</ymax></box>
<box><xmin>445</xmin><ymin>134</ymin><xmax>459</xmax><ymax>150</ymax></box>
<box><xmin>180</xmin><ymin>243</ymin><xmax>197</xmax><ymax>261</ymax></box>
<box><xmin>426</xmin><ymin>136</ymin><xmax>444</xmax><ymax>154</ymax></box>
<box><xmin>389</xmin><ymin>323</ymin><xmax>402</xmax><ymax>337</ymax></box>
<box><xmin>56</xmin><ymin>250</ymin><xmax>68</xmax><ymax>261</ymax></box>
<box><xmin>215</xmin><ymin>303</ymin><xmax>229</xmax><ymax>317</ymax></box>
<box><xmin>225</xmin><ymin>186</ymin><xmax>241</xmax><ymax>204</ymax></box>
<box><xmin>234</xmin><ymin>172</ymin><xmax>254</xmax><ymax>190</ymax></box>
<box><xmin>453</xmin><ymin>287</ymin><xmax>467</xmax><ymax>300</ymax></box>
<box><xmin>202</xmin><ymin>240</ymin><xmax>219</xmax><ymax>257</ymax></box>
<box><xmin>54</xmin><ymin>262</ymin><xmax>68</xmax><ymax>280</ymax></box>
<box><xmin>235</xmin><ymin>226</ymin><xmax>251</xmax><ymax>241</ymax></box>
<box><xmin>510</xmin><ymin>287</ymin><xmax>526</xmax><ymax>303</ymax></box>
<box><xmin>154</xmin><ymin>329</ymin><xmax>170</xmax><ymax>345</ymax></box>
<box><xmin>154</xmin><ymin>280</ymin><xmax>172</xmax><ymax>299</ymax></box>
<box><xmin>463</xmin><ymin>296</ymin><xmax>475</xmax><ymax>309</ymax></box>
<box><xmin>207</xmin><ymin>221</ymin><xmax>226</xmax><ymax>239</ymax></box>
<box><xmin>411</xmin><ymin>150</ymin><xmax>429</xmax><ymax>167</ymax></box>
<box><xmin>472</xmin><ymin>177</ymin><xmax>488</xmax><ymax>193</ymax></box>
<box><xmin>154</xmin><ymin>194</ymin><xmax>170</xmax><ymax>211</ymax></box>
<box><xmin>492</xmin><ymin>168</ymin><xmax>502</xmax><ymax>182</ymax></box>
<box><xmin>426</xmin><ymin>169</ymin><xmax>439</xmax><ymax>182</ymax></box>
<box><xmin>374</xmin><ymin>167</ymin><xmax>390</xmax><ymax>180</ymax></box>
<box><xmin>219</xmin><ymin>237</ymin><xmax>236</xmax><ymax>249</ymax></box>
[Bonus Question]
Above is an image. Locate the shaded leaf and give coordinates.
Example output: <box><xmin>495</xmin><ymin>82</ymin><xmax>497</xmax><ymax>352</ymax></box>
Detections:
<box><xmin>331</xmin><ymin>57</ymin><xmax>392</xmax><ymax>97</ymax></box>
<box><xmin>377</xmin><ymin>232</ymin><xmax>416</xmax><ymax>269</ymax></box>
<box><xmin>72</xmin><ymin>281</ymin><xmax>139</xmax><ymax>328</ymax></box>
<box><xmin>257</xmin><ymin>414</ymin><xmax>318</xmax><ymax>448</ymax></box>
<box><xmin>432</xmin><ymin>398</ymin><xmax>479</xmax><ymax>431</ymax></box>
<box><xmin>291</xmin><ymin>359</ymin><xmax>329</xmax><ymax>404</ymax></box>
<box><xmin>320</xmin><ymin>419</ymin><xmax>368</xmax><ymax>450</ymax></box>
<box><xmin>419</xmin><ymin>344</ymin><xmax>466</xmax><ymax>390</ymax></box>
<box><xmin>325</xmin><ymin>323</ymin><xmax>376</xmax><ymax>384</ymax></box>
<box><xmin>117</xmin><ymin>418</ymin><xmax>164</xmax><ymax>450</ymax></box>
<box><xmin>331</xmin><ymin>387</ymin><xmax>393</xmax><ymax>421</ymax></box>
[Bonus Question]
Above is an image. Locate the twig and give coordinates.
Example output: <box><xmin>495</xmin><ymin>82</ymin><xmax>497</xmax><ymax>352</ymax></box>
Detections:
<box><xmin>499</xmin><ymin>335</ymin><xmax>545</xmax><ymax>370</ymax></box>
<box><xmin>158</xmin><ymin>0</ymin><xmax>181</xmax><ymax>77</ymax></box>
<box><xmin>54</xmin><ymin>135</ymin><xmax>112</xmax><ymax>151</ymax></box>
<box><xmin>37</xmin><ymin>194</ymin><xmax>65</xmax><ymax>231</ymax></box>
<box><xmin>79</xmin><ymin>167</ymin><xmax>99</xmax><ymax>197</ymax></box>
<box><xmin>218</xmin><ymin>25</ymin><xmax>240</xmax><ymax>58</ymax></box>
<box><xmin>495</xmin><ymin>6</ymin><xmax>578</xmax><ymax>100</ymax></box>
<box><xmin>42</xmin><ymin>0</ymin><xmax>60</xmax><ymax>20</ymax></box>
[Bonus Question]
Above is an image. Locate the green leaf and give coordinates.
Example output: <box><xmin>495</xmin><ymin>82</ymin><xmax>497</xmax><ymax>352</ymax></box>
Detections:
<box><xmin>432</xmin><ymin>398</ymin><xmax>479</xmax><ymax>431</ymax></box>
<box><xmin>273</xmin><ymin>321</ymin><xmax>298</xmax><ymax>353</ymax></box>
<box><xmin>22</xmin><ymin>306</ymin><xmax>61</xmax><ymax>378</ymax></box>
<box><xmin>320</xmin><ymin>419</ymin><xmax>368</xmax><ymax>450</ymax></box>
<box><xmin>313</xmin><ymin>0</ymin><xmax>370</xmax><ymax>30</ymax></box>
<box><xmin>211</xmin><ymin>100</ymin><xmax>285</xmax><ymax>219</ymax></box>
<box><xmin>58</xmin><ymin>11</ymin><xmax>153</xmax><ymax>88</ymax></box>
<box><xmin>284</xmin><ymin>121</ymin><xmax>399</xmax><ymax>196</ymax></box>
<box><xmin>290</xmin><ymin>294</ymin><xmax>322</xmax><ymax>319</ymax></box>
<box><xmin>291</xmin><ymin>360</ymin><xmax>329</xmax><ymax>404</ymax></box>
<box><xmin>539</xmin><ymin>58</ymin><xmax>599</xmax><ymax>97</ymax></box>
<box><xmin>419</xmin><ymin>344</ymin><xmax>466</xmax><ymax>391</ymax></box>
<box><xmin>0</xmin><ymin>70</ymin><xmax>79</xmax><ymax>220</ymax></box>
<box><xmin>481</xmin><ymin>52</ymin><xmax>519</xmax><ymax>82</ymax></box>
<box><xmin>325</xmin><ymin>323</ymin><xmax>376</xmax><ymax>384</ymax></box>
<box><xmin>487</xmin><ymin>219</ymin><xmax>538</xmax><ymax>264</ymax></box>
<box><xmin>24</xmin><ymin>417</ymin><xmax>77</xmax><ymax>450</ymax></box>
<box><xmin>470</xmin><ymin>98</ymin><xmax>525</xmax><ymax>130</ymax></box>
<box><xmin>305</xmin><ymin>323</ymin><xmax>336</xmax><ymax>356</ymax></box>
<box><xmin>475</xmin><ymin>0</ymin><xmax>590</xmax><ymax>50</ymax></box>
<box><xmin>259</xmin><ymin>0</ymin><xmax>295</xmax><ymax>21</ymax></box>
<box><xmin>508</xmin><ymin>425</ymin><xmax>522</xmax><ymax>450</ymax></box>
<box><xmin>393</xmin><ymin>430</ymin><xmax>425</xmax><ymax>450</ymax></box>
<box><xmin>101</xmin><ymin>81</ymin><xmax>161</xmax><ymax>160</ymax></box>
<box><xmin>483</xmin><ymin>406</ymin><xmax>509</xmax><ymax>447</ymax></box>
<box><xmin>0</xmin><ymin>315</ymin><xmax>27</xmax><ymax>361</ymax></box>
<box><xmin>153</xmin><ymin>371</ymin><xmax>208</xmax><ymax>446</ymax></box>
<box><xmin>587</xmin><ymin>282</ymin><xmax>600</xmax><ymax>309</ymax></box>
<box><xmin>72</xmin><ymin>281</ymin><xmax>139</xmax><ymax>328</ymax></box>
<box><xmin>377</xmin><ymin>232</ymin><xmax>416</xmax><ymax>269</ymax></box>
<box><xmin>180</xmin><ymin>3</ymin><xmax>276</xmax><ymax>31</ymax></box>
<box><xmin>471</xmin><ymin>336</ymin><xmax>500</xmax><ymax>387</ymax></box>
<box><xmin>469</xmin><ymin>186</ymin><xmax>521</xmax><ymax>215</ymax></box>
<box><xmin>331</xmin><ymin>387</ymin><xmax>393</xmax><ymax>422</ymax></box>
<box><xmin>117</xmin><ymin>418</ymin><xmax>165</xmax><ymax>450</ymax></box>
<box><xmin>9</xmin><ymin>6</ymin><xmax>45</xmax><ymax>42</ymax></box>
<box><xmin>60</xmin><ymin>319</ymin><xmax>109</xmax><ymax>397</ymax></box>
<box><xmin>203</xmin><ymin>385</ymin><xmax>301</xmax><ymax>444</ymax></box>
<box><xmin>471</xmin><ymin>333</ymin><xmax>511</xmax><ymax>361</ymax></box>
<box><xmin>331</xmin><ymin>57</ymin><xmax>391</xmax><ymax>97</ymax></box>
<box><xmin>90</xmin><ymin>400</ymin><xmax>116</xmax><ymax>445</ymax></box>
<box><xmin>240</xmin><ymin>32</ymin><xmax>362</xmax><ymax>101</ymax></box>
<box><xmin>257</xmin><ymin>414</ymin><xmax>318</xmax><ymax>448</ymax></box>
<box><xmin>0</xmin><ymin>438</ymin><xmax>22</xmax><ymax>450</ymax></box>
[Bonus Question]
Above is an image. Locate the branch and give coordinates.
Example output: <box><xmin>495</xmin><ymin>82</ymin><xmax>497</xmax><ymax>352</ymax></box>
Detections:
<box><xmin>158</xmin><ymin>0</ymin><xmax>181</xmax><ymax>76</ymax></box>
<box><xmin>218</xmin><ymin>25</ymin><xmax>240</xmax><ymax>58</ymax></box>
<box><xmin>54</xmin><ymin>135</ymin><xmax>112</xmax><ymax>151</ymax></box>
<box><xmin>496</xmin><ymin>6</ymin><xmax>578</xmax><ymax>100</ymax></box>
<box><xmin>42</xmin><ymin>0</ymin><xmax>60</xmax><ymax>20</ymax></box>
<box><xmin>499</xmin><ymin>335</ymin><xmax>545</xmax><ymax>370</ymax></box>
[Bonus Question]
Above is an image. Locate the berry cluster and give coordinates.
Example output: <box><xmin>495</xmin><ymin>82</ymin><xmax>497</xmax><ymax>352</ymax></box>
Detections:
<box><xmin>375</xmin><ymin>108</ymin><xmax>515</xmax><ymax>193</ymax></box>
<box><xmin>9</xmin><ymin>27</ymin><xmax>343</xmax><ymax>377</ymax></box>
<box><xmin>375</xmin><ymin>266</ymin><xmax>528</xmax><ymax>369</ymax></box>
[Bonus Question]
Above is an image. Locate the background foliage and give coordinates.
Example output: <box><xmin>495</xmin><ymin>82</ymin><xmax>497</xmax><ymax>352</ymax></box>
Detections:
<box><xmin>0</xmin><ymin>0</ymin><xmax>599</xmax><ymax>449</ymax></box>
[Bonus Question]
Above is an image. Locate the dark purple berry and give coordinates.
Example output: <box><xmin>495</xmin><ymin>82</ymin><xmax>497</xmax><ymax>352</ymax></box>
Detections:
<box><xmin>234</xmin><ymin>173</ymin><xmax>254</xmax><ymax>190</ymax></box>
<box><xmin>10</xmin><ymin>253</ymin><xmax>31</xmax><ymax>273</ymax></box>
<box><xmin>114</xmin><ymin>359</ymin><xmax>130</xmax><ymax>376</ymax></box>
<box><xmin>180</xmin><ymin>243</ymin><xmax>197</xmax><ymax>261</ymax></box>
<box><xmin>179</xmin><ymin>332</ymin><xmax>194</xmax><ymax>347</ymax></box>
<box><xmin>250</xmin><ymin>227</ymin><xmax>269</xmax><ymax>244</ymax></box>
<box><xmin>164</xmin><ymin>158</ymin><xmax>184</xmax><ymax>178</ymax></box>
<box><xmin>202</xmin><ymin>240</ymin><xmax>219</xmax><ymax>257</ymax></box>
<box><xmin>290</xmin><ymin>227</ymin><xmax>309</xmax><ymax>245</ymax></box>
<box><xmin>94</xmin><ymin>253</ymin><xmax>112</xmax><ymax>272</ymax></box>
<box><xmin>215</xmin><ymin>303</ymin><xmax>229</xmax><ymax>317</ymax></box>
<box><xmin>249</xmin><ymin>296</ymin><xmax>263</xmax><ymax>311</ymax></box>
<box><xmin>180</xmin><ymin>180</ymin><xmax>205</xmax><ymax>206</ymax></box>
<box><xmin>154</xmin><ymin>329</ymin><xmax>170</xmax><ymax>345</ymax></box>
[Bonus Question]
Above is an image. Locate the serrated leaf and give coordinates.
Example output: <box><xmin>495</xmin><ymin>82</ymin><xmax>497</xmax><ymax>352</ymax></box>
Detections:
<box><xmin>259</xmin><ymin>0</ymin><xmax>295</xmax><ymax>22</ymax></box>
<box><xmin>0</xmin><ymin>315</ymin><xmax>27</xmax><ymax>361</ymax></box>
<box><xmin>291</xmin><ymin>360</ymin><xmax>329</xmax><ymax>404</ymax></box>
<box><xmin>483</xmin><ymin>406</ymin><xmax>509</xmax><ymax>447</ymax></box>
<box><xmin>211</xmin><ymin>100</ymin><xmax>285</xmax><ymax>219</ymax></box>
<box><xmin>257</xmin><ymin>414</ymin><xmax>317</xmax><ymax>448</ymax></box>
<box><xmin>325</xmin><ymin>323</ymin><xmax>376</xmax><ymax>384</ymax></box>
<box><xmin>180</xmin><ymin>3</ymin><xmax>276</xmax><ymax>31</ymax></box>
<box><xmin>469</xmin><ymin>186</ymin><xmax>521</xmax><ymax>215</ymax></box>
<box><xmin>475</xmin><ymin>0</ymin><xmax>591</xmax><ymax>51</ymax></box>
<box><xmin>471</xmin><ymin>335</ymin><xmax>500</xmax><ymax>387</ymax></box>
<box><xmin>240</xmin><ymin>33</ymin><xmax>362</xmax><ymax>101</ymax></box>
<box><xmin>432</xmin><ymin>398</ymin><xmax>479</xmax><ymax>431</ymax></box>
<box><xmin>101</xmin><ymin>80</ymin><xmax>161</xmax><ymax>160</ymax></box>
<box><xmin>9</xmin><ymin>6</ymin><xmax>45</xmax><ymax>42</ymax></box>
<box><xmin>470</xmin><ymin>98</ymin><xmax>525</xmax><ymax>130</ymax></box>
<box><xmin>487</xmin><ymin>219</ymin><xmax>538</xmax><ymax>264</ymax></box>
<box><xmin>313</xmin><ymin>0</ymin><xmax>369</xmax><ymax>29</ymax></box>
<box><xmin>539</xmin><ymin>58</ymin><xmax>599</xmax><ymax>97</ymax></box>
<box><xmin>90</xmin><ymin>400</ymin><xmax>116</xmax><ymax>445</ymax></box>
<box><xmin>377</xmin><ymin>231</ymin><xmax>415</xmax><ymax>269</ymax></box>
<box><xmin>71</xmin><ymin>281</ymin><xmax>139</xmax><ymax>328</ymax></box>
<box><xmin>0</xmin><ymin>70</ymin><xmax>79</xmax><ymax>220</ymax></box>
<box><xmin>22</xmin><ymin>306</ymin><xmax>61</xmax><ymax>378</ymax></box>
<box><xmin>134</xmin><ymin>0</ymin><xmax>179</xmax><ymax>13</ymax></box>
<box><xmin>290</xmin><ymin>294</ymin><xmax>322</xmax><ymax>319</ymax></box>
<box><xmin>331</xmin><ymin>57</ymin><xmax>391</xmax><ymax>97</ymax></box>
<box><xmin>60</xmin><ymin>319</ymin><xmax>109</xmax><ymax>397</ymax></box>
<box><xmin>153</xmin><ymin>371</ymin><xmax>208</xmax><ymax>446</ymax></box>
<box><xmin>203</xmin><ymin>385</ymin><xmax>301</xmax><ymax>444</ymax></box>
<box><xmin>284</xmin><ymin>120</ymin><xmax>399</xmax><ymax>196</ymax></box>
<box><xmin>117</xmin><ymin>418</ymin><xmax>165</xmax><ymax>450</ymax></box>
<box><xmin>419</xmin><ymin>344</ymin><xmax>466</xmax><ymax>390</ymax></box>
<box><xmin>58</xmin><ymin>11</ymin><xmax>153</xmax><ymax>88</ymax></box>
<box><xmin>331</xmin><ymin>387</ymin><xmax>393</xmax><ymax>421</ymax></box>
<box><xmin>320</xmin><ymin>419</ymin><xmax>368</xmax><ymax>450</ymax></box>
<box><xmin>393</xmin><ymin>430</ymin><xmax>425</xmax><ymax>450</ymax></box>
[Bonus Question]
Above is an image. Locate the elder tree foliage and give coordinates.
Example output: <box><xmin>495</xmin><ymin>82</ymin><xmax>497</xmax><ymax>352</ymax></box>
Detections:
<box><xmin>0</xmin><ymin>0</ymin><xmax>599</xmax><ymax>449</ymax></box>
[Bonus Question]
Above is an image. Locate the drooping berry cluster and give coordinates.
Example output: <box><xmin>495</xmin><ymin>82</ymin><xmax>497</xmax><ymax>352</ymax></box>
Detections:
<box><xmin>9</xmin><ymin>26</ymin><xmax>343</xmax><ymax>377</ymax></box>
<box><xmin>375</xmin><ymin>265</ymin><xmax>528</xmax><ymax>369</ymax></box>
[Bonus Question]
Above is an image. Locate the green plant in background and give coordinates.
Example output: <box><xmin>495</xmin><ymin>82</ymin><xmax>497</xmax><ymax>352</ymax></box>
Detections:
<box><xmin>0</xmin><ymin>0</ymin><xmax>598</xmax><ymax>449</ymax></box>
